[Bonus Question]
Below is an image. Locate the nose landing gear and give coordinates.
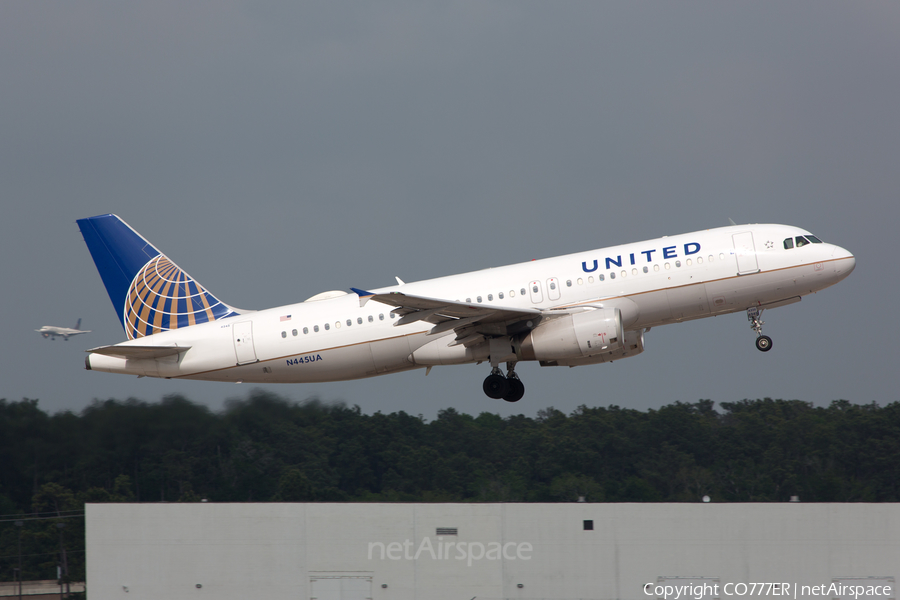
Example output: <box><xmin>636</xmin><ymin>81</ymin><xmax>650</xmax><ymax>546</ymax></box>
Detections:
<box><xmin>482</xmin><ymin>363</ymin><xmax>525</xmax><ymax>402</ymax></box>
<box><xmin>747</xmin><ymin>307</ymin><xmax>773</xmax><ymax>352</ymax></box>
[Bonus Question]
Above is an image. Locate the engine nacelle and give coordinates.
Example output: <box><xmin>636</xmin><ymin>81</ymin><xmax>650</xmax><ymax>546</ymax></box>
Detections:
<box><xmin>538</xmin><ymin>328</ymin><xmax>645</xmax><ymax>367</ymax></box>
<box><xmin>517</xmin><ymin>308</ymin><xmax>624</xmax><ymax>362</ymax></box>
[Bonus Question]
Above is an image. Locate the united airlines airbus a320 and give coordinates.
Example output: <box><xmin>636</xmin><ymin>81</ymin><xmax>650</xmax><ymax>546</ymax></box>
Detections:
<box><xmin>78</xmin><ymin>215</ymin><xmax>855</xmax><ymax>402</ymax></box>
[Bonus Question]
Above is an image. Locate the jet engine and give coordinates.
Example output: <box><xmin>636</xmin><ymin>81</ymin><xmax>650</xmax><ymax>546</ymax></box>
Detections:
<box><xmin>537</xmin><ymin>328</ymin><xmax>645</xmax><ymax>367</ymax></box>
<box><xmin>516</xmin><ymin>308</ymin><xmax>624</xmax><ymax>362</ymax></box>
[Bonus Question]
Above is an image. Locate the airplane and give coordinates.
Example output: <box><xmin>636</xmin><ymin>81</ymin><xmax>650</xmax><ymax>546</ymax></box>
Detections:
<box><xmin>77</xmin><ymin>214</ymin><xmax>855</xmax><ymax>402</ymax></box>
<box><xmin>36</xmin><ymin>319</ymin><xmax>91</xmax><ymax>341</ymax></box>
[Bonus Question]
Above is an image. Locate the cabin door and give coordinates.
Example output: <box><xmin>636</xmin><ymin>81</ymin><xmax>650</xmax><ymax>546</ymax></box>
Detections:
<box><xmin>232</xmin><ymin>321</ymin><xmax>258</xmax><ymax>365</ymax></box>
<box><xmin>732</xmin><ymin>232</ymin><xmax>760</xmax><ymax>275</ymax></box>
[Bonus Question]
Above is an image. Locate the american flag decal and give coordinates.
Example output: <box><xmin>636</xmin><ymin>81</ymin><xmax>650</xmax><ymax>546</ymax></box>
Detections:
<box><xmin>280</xmin><ymin>315</ymin><xmax>292</xmax><ymax>322</ymax></box>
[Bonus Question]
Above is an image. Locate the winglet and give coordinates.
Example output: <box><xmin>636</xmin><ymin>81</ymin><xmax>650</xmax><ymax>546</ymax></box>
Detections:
<box><xmin>351</xmin><ymin>287</ymin><xmax>374</xmax><ymax>307</ymax></box>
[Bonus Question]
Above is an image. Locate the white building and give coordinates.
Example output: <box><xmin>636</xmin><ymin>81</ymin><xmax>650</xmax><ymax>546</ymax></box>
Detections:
<box><xmin>86</xmin><ymin>503</ymin><xmax>898</xmax><ymax>600</ymax></box>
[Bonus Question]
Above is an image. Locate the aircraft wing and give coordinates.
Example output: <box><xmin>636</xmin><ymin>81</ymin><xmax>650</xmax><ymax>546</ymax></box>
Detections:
<box><xmin>352</xmin><ymin>289</ymin><xmax>642</xmax><ymax>346</ymax></box>
<box><xmin>86</xmin><ymin>345</ymin><xmax>191</xmax><ymax>359</ymax></box>
<box><xmin>353</xmin><ymin>289</ymin><xmax>552</xmax><ymax>344</ymax></box>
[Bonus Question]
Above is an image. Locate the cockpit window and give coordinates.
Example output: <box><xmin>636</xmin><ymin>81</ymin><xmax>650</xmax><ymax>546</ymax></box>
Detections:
<box><xmin>783</xmin><ymin>238</ymin><xmax>794</xmax><ymax>250</ymax></box>
<box><xmin>795</xmin><ymin>236</ymin><xmax>810</xmax><ymax>247</ymax></box>
<box><xmin>807</xmin><ymin>235</ymin><xmax>823</xmax><ymax>243</ymax></box>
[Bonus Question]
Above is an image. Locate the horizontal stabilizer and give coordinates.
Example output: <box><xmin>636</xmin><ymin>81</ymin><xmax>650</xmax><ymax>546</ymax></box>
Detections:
<box><xmin>86</xmin><ymin>345</ymin><xmax>191</xmax><ymax>359</ymax></box>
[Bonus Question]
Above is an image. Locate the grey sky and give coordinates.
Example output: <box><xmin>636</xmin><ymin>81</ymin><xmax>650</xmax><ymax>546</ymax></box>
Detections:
<box><xmin>2</xmin><ymin>2</ymin><xmax>897</xmax><ymax>419</ymax></box>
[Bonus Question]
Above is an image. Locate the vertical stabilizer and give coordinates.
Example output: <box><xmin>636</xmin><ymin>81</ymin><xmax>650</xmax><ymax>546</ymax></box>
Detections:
<box><xmin>77</xmin><ymin>214</ymin><xmax>241</xmax><ymax>339</ymax></box>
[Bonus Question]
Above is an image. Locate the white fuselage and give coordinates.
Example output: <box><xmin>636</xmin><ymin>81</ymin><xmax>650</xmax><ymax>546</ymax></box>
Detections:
<box><xmin>86</xmin><ymin>224</ymin><xmax>855</xmax><ymax>383</ymax></box>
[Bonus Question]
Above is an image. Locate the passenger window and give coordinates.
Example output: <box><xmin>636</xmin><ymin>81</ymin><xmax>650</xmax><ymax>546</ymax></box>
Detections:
<box><xmin>665</xmin><ymin>263</ymin><xmax>671</xmax><ymax>270</ymax></box>
<box><xmin>379</xmin><ymin>314</ymin><xmax>384</xmax><ymax>321</ymax></box>
<box><xmin>390</xmin><ymin>312</ymin><xmax>396</xmax><ymax>319</ymax></box>
<box><xmin>654</xmin><ymin>264</ymin><xmax>659</xmax><ymax>272</ymax></box>
<box><xmin>632</xmin><ymin>268</ymin><xmax>638</xmax><ymax>276</ymax></box>
<box><xmin>488</xmin><ymin>294</ymin><xmax>493</xmax><ymax>301</ymax></box>
<box><xmin>324</xmin><ymin>323</ymin><xmax>330</xmax><ymax>330</ymax></box>
<box><xmin>675</xmin><ymin>260</ymin><xmax>681</xmax><ymax>268</ymax></box>
<box><xmin>521</xmin><ymin>288</ymin><xmax>526</xmax><ymax>296</ymax></box>
<box><xmin>697</xmin><ymin>257</ymin><xmax>703</xmax><ymax>264</ymax></box>
<box><xmin>477</xmin><ymin>296</ymin><xmax>482</xmax><ymax>303</ymax></box>
<box><xmin>719</xmin><ymin>253</ymin><xmax>725</xmax><ymax>260</ymax></box>
<box><xmin>303</xmin><ymin>327</ymin><xmax>309</xmax><ymax>334</ymax></box>
<box><xmin>368</xmin><ymin>315</ymin><xmax>373</xmax><ymax>323</ymax></box>
<box><xmin>466</xmin><ymin>298</ymin><xmax>471</xmax><ymax>303</ymax></box>
<box><xmin>795</xmin><ymin>236</ymin><xmax>809</xmax><ymax>247</ymax></box>
<box><xmin>346</xmin><ymin>319</ymin><xmax>352</xmax><ymax>327</ymax></box>
<box><xmin>292</xmin><ymin>329</ymin><xmax>298</xmax><ymax>336</ymax></box>
<box><xmin>334</xmin><ymin>322</ymin><xmax>340</xmax><ymax>329</ymax></box>
<box><xmin>686</xmin><ymin>259</ymin><xmax>692</xmax><ymax>266</ymax></box>
<box><xmin>549</xmin><ymin>282</ymin><xmax>556</xmax><ymax>290</ymax></box>
<box><xmin>357</xmin><ymin>317</ymin><xmax>363</xmax><ymax>324</ymax></box>
<box><xmin>784</xmin><ymin>238</ymin><xmax>794</xmax><ymax>250</ymax></box>
<box><xmin>499</xmin><ymin>292</ymin><xmax>504</xmax><ymax>299</ymax></box>
<box><xmin>598</xmin><ymin>274</ymin><xmax>604</xmax><ymax>281</ymax></box>
<box><xmin>510</xmin><ymin>290</ymin><xmax>516</xmax><ymax>297</ymax></box>
<box><xmin>621</xmin><ymin>270</ymin><xmax>627</xmax><ymax>278</ymax></box>
<box><xmin>281</xmin><ymin>331</ymin><xmax>286</xmax><ymax>338</ymax></box>
<box><xmin>588</xmin><ymin>276</ymin><xmax>594</xmax><ymax>284</ymax></box>
<box><xmin>610</xmin><ymin>272</ymin><xmax>616</xmax><ymax>279</ymax></box>
<box><xmin>566</xmin><ymin>280</ymin><xmax>572</xmax><ymax>287</ymax></box>
<box><xmin>314</xmin><ymin>325</ymin><xmax>319</xmax><ymax>332</ymax></box>
<box><xmin>709</xmin><ymin>255</ymin><xmax>715</xmax><ymax>262</ymax></box>
<box><xmin>577</xmin><ymin>278</ymin><xmax>583</xmax><ymax>285</ymax></box>
<box><xmin>643</xmin><ymin>266</ymin><xmax>649</xmax><ymax>273</ymax></box>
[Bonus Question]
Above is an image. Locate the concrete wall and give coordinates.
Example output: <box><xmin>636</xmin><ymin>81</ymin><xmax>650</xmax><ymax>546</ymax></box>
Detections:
<box><xmin>86</xmin><ymin>503</ymin><xmax>899</xmax><ymax>600</ymax></box>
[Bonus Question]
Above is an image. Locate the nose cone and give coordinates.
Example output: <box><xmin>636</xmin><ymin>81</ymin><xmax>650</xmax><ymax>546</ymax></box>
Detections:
<box><xmin>831</xmin><ymin>245</ymin><xmax>856</xmax><ymax>279</ymax></box>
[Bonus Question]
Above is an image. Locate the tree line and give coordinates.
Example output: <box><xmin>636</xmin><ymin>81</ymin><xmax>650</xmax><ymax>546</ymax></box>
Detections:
<box><xmin>1</xmin><ymin>392</ymin><xmax>899</xmax><ymax>584</ymax></box>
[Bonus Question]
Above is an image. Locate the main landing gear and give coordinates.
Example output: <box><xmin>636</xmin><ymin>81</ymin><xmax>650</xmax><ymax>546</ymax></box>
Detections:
<box><xmin>747</xmin><ymin>307</ymin><xmax>773</xmax><ymax>352</ymax></box>
<box><xmin>483</xmin><ymin>363</ymin><xmax>525</xmax><ymax>402</ymax></box>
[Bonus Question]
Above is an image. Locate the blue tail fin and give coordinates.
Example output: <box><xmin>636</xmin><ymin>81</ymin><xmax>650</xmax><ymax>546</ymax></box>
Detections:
<box><xmin>77</xmin><ymin>214</ymin><xmax>240</xmax><ymax>340</ymax></box>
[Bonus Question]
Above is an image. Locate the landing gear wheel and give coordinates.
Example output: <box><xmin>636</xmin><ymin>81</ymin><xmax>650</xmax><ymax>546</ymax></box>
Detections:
<box><xmin>483</xmin><ymin>373</ymin><xmax>509</xmax><ymax>399</ymax></box>
<box><xmin>503</xmin><ymin>378</ymin><xmax>525</xmax><ymax>403</ymax></box>
<box><xmin>755</xmin><ymin>335</ymin><xmax>773</xmax><ymax>352</ymax></box>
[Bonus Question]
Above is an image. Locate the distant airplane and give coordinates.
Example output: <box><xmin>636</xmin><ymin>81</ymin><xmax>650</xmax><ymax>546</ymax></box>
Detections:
<box><xmin>77</xmin><ymin>214</ymin><xmax>855</xmax><ymax>402</ymax></box>
<box><xmin>36</xmin><ymin>319</ymin><xmax>91</xmax><ymax>341</ymax></box>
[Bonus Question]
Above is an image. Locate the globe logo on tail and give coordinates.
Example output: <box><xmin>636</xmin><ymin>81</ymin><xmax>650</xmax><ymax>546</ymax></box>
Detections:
<box><xmin>124</xmin><ymin>255</ymin><xmax>234</xmax><ymax>340</ymax></box>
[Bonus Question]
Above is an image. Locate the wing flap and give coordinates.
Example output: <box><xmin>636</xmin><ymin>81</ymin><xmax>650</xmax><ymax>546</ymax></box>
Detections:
<box><xmin>366</xmin><ymin>291</ymin><xmax>541</xmax><ymax>323</ymax></box>
<box><xmin>360</xmin><ymin>290</ymin><xmax>551</xmax><ymax>341</ymax></box>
